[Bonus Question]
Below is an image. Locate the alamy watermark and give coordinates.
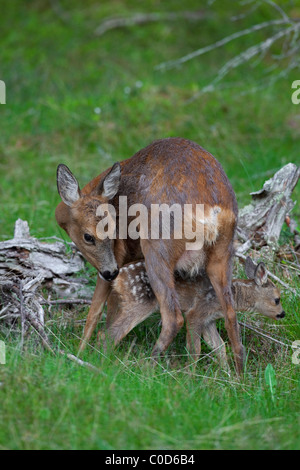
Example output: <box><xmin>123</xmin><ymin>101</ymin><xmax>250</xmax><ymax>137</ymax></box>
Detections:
<box><xmin>0</xmin><ymin>80</ymin><xmax>6</xmax><ymax>104</ymax></box>
<box><xmin>94</xmin><ymin>199</ymin><xmax>221</xmax><ymax>251</ymax></box>
<box><xmin>0</xmin><ymin>341</ymin><xmax>5</xmax><ymax>365</ymax></box>
<box><xmin>292</xmin><ymin>340</ymin><xmax>300</xmax><ymax>365</ymax></box>
<box><xmin>291</xmin><ymin>80</ymin><xmax>300</xmax><ymax>105</ymax></box>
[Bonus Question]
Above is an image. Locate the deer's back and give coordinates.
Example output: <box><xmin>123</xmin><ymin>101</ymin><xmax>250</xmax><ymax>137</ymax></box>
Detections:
<box><xmin>83</xmin><ymin>138</ymin><xmax>238</xmax><ymax>213</ymax></box>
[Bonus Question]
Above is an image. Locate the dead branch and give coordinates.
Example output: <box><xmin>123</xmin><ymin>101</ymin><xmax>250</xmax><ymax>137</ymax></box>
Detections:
<box><xmin>59</xmin><ymin>350</ymin><xmax>105</xmax><ymax>374</ymax></box>
<box><xmin>155</xmin><ymin>18</ymin><xmax>289</xmax><ymax>71</ymax></box>
<box><xmin>25</xmin><ymin>310</ymin><xmax>55</xmax><ymax>354</ymax></box>
<box><xmin>95</xmin><ymin>10</ymin><xmax>205</xmax><ymax>36</ymax></box>
<box><xmin>155</xmin><ymin>2</ymin><xmax>300</xmax><ymax>94</ymax></box>
<box><xmin>204</xmin><ymin>23</ymin><xmax>299</xmax><ymax>92</ymax></box>
<box><xmin>239</xmin><ymin>321</ymin><xmax>292</xmax><ymax>349</ymax></box>
<box><xmin>40</xmin><ymin>298</ymin><xmax>91</xmax><ymax>306</ymax></box>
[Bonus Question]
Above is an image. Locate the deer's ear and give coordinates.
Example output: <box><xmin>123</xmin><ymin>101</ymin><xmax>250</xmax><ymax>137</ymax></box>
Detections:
<box><xmin>245</xmin><ymin>256</ymin><xmax>256</xmax><ymax>280</ymax></box>
<box><xmin>57</xmin><ymin>164</ymin><xmax>81</xmax><ymax>207</ymax></box>
<box><xmin>254</xmin><ymin>262</ymin><xmax>268</xmax><ymax>286</ymax></box>
<box><xmin>101</xmin><ymin>162</ymin><xmax>121</xmax><ymax>200</ymax></box>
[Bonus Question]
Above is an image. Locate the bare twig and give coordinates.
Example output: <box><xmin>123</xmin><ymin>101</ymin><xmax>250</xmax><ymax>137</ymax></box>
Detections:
<box><xmin>59</xmin><ymin>350</ymin><xmax>105</xmax><ymax>374</ymax></box>
<box><xmin>263</xmin><ymin>0</ymin><xmax>290</xmax><ymax>23</ymax></box>
<box><xmin>95</xmin><ymin>10</ymin><xmax>205</xmax><ymax>36</ymax></box>
<box><xmin>40</xmin><ymin>298</ymin><xmax>91</xmax><ymax>306</ymax></box>
<box><xmin>18</xmin><ymin>301</ymin><xmax>102</xmax><ymax>373</ymax></box>
<box><xmin>0</xmin><ymin>305</ymin><xmax>10</xmax><ymax>318</ymax></box>
<box><xmin>203</xmin><ymin>23</ymin><xmax>299</xmax><ymax>91</ymax></box>
<box><xmin>155</xmin><ymin>1</ymin><xmax>300</xmax><ymax>96</ymax></box>
<box><xmin>239</xmin><ymin>321</ymin><xmax>292</xmax><ymax>348</ymax></box>
<box><xmin>231</xmin><ymin>1</ymin><xmax>260</xmax><ymax>22</ymax></box>
<box><xmin>155</xmin><ymin>18</ymin><xmax>290</xmax><ymax>70</ymax></box>
<box><xmin>25</xmin><ymin>309</ymin><xmax>55</xmax><ymax>354</ymax></box>
<box><xmin>235</xmin><ymin>240</ymin><xmax>253</xmax><ymax>255</ymax></box>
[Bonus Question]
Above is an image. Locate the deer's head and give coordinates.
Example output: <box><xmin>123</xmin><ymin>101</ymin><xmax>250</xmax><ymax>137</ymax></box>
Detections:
<box><xmin>55</xmin><ymin>163</ymin><xmax>121</xmax><ymax>281</ymax></box>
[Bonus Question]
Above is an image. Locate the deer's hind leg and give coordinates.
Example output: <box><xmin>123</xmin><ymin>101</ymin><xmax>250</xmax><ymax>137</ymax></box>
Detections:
<box><xmin>206</xmin><ymin>237</ymin><xmax>244</xmax><ymax>374</ymax></box>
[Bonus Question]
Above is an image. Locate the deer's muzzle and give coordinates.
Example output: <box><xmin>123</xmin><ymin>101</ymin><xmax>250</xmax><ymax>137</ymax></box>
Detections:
<box><xmin>99</xmin><ymin>269</ymin><xmax>119</xmax><ymax>282</ymax></box>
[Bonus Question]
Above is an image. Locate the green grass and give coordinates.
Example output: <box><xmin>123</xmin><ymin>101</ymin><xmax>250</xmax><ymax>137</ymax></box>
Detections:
<box><xmin>0</xmin><ymin>324</ymin><xmax>299</xmax><ymax>450</ymax></box>
<box><xmin>0</xmin><ymin>0</ymin><xmax>300</xmax><ymax>450</ymax></box>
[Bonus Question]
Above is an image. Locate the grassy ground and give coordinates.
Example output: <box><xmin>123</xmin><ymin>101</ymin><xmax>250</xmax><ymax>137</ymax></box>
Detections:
<box><xmin>0</xmin><ymin>0</ymin><xmax>300</xmax><ymax>450</ymax></box>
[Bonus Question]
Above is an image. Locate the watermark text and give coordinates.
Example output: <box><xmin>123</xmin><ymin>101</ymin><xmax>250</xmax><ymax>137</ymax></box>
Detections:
<box><xmin>94</xmin><ymin>199</ymin><xmax>220</xmax><ymax>251</ymax></box>
<box><xmin>0</xmin><ymin>80</ymin><xmax>6</xmax><ymax>104</ymax></box>
<box><xmin>291</xmin><ymin>80</ymin><xmax>300</xmax><ymax>104</ymax></box>
<box><xmin>0</xmin><ymin>341</ymin><xmax>5</xmax><ymax>364</ymax></box>
<box><xmin>292</xmin><ymin>340</ymin><xmax>300</xmax><ymax>365</ymax></box>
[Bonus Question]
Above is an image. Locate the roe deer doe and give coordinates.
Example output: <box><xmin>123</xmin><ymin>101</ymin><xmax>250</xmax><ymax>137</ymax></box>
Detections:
<box><xmin>103</xmin><ymin>256</ymin><xmax>285</xmax><ymax>369</ymax></box>
<box><xmin>55</xmin><ymin>138</ymin><xmax>243</xmax><ymax>372</ymax></box>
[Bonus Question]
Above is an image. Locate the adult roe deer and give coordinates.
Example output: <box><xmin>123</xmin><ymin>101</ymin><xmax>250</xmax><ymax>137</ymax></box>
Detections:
<box><xmin>103</xmin><ymin>257</ymin><xmax>285</xmax><ymax>369</ymax></box>
<box><xmin>55</xmin><ymin>138</ymin><xmax>243</xmax><ymax>372</ymax></box>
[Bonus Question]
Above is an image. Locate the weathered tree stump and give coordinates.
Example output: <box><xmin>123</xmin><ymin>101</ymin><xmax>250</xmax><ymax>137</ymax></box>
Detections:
<box><xmin>237</xmin><ymin>163</ymin><xmax>299</xmax><ymax>249</ymax></box>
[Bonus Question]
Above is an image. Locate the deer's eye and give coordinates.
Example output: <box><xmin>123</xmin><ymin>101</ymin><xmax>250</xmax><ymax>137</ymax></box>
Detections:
<box><xmin>275</xmin><ymin>298</ymin><xmax>280</xmax><ymax>305</ymax></box>
<box><xmin>84</xmin><ymin>233</ymin><xmax>95</xmax><ymax>244</ymax></box>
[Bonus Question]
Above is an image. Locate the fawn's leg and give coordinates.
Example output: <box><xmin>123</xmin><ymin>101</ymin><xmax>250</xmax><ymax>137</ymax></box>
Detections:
<box><xmin>101</xmin><ymin>291</ymin><xmax>157</xmax><ymax>347</ymax></box>
<box><xmin>78</xmin><ymin>276</ymin><xmax>111</xmax><ymax>354</ymax></box>
<box><xmin>202</xmin><ymin>321</ymin><xmax>229</xmax><ymax>371</ymax></box>
<box><xmin>185</xmin><ymin>306</ymin><xmax>202</xmax><ymax>358</ymax></box>
<box><xmin>186</xmin><ymin>309</ymin><xmax>229</xmax><ymax>370</ymax></box>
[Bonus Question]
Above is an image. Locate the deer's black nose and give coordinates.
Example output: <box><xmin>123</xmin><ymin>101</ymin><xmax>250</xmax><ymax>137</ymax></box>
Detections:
<box><xmin>276</xmin><ymin>311</ymin><xmax>285</xmax><ymax>319</ymax></box>
<box><xmin>100</xmin><ymin>269</ymin><xmax>119</xmax><ymax>282</ymax></box>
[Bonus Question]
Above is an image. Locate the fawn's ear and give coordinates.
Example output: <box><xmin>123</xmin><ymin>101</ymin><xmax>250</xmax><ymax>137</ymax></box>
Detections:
<box><xmin>57</xmin><ymin>164</ymin><xmax>81</xmax><ymax>207</ymax></box>
<box><xmin>245</xmin><ymin>256</ymin><xmax>257</xmax><ymax>280</ymax></box>
<box><xmin>254</xmin><ymin>262</ymin><xmax>268</xmax><ymax>286</ymax></box>
<box><xmin>99</xmin><ymin>162</ymin><xmax>121</xmax><ymax>200</ymax></box>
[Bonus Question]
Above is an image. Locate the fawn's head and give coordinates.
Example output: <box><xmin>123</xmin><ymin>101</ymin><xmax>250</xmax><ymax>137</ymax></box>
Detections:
<box><xmin>55</xmin><ymin>163</ymin><xmax>121</xmax><ymax>281</ymax></box>
<box><xmin>244</xmin><ymin>256</ymin><xmax>285</xmax><ymax>320</ymax></box>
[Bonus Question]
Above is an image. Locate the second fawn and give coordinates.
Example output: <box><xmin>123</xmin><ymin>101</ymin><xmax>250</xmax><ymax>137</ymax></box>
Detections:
<box><xmin>103</xmin><ymin>256</ymin><xmax>285</xmax><ymax>369</ymax></box>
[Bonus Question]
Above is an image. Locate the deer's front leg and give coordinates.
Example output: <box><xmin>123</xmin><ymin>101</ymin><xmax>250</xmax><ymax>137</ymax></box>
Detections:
<box><xmin>78</xmin><ymin>275</ymin><xmax>111</xmax><ymax>354</ymax></box>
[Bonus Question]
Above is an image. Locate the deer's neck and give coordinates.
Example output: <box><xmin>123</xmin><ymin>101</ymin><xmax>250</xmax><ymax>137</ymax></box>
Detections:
<box><xmin>232</xmin><ymin>280</ymin><xmax>256</xmax><ymax>312</ymax></box>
